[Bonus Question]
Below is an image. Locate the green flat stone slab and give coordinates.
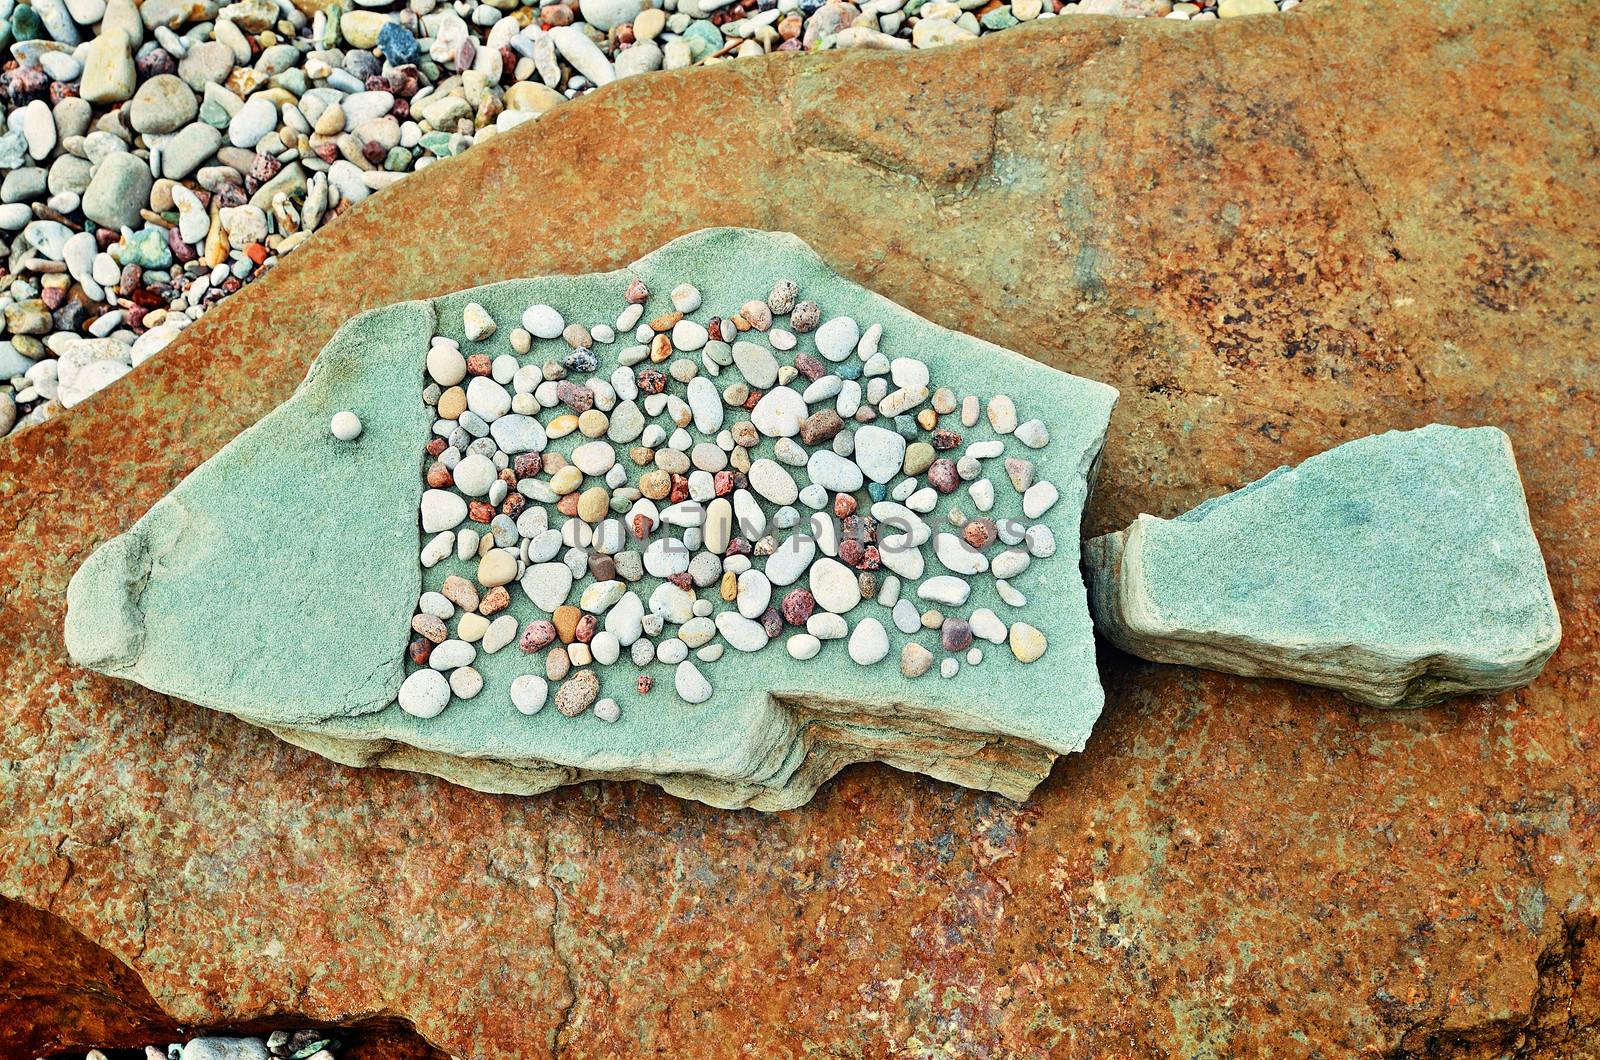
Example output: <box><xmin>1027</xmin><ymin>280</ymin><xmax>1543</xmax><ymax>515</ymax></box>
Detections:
<box><xmin>1085</xmin><ymin>424</ymin><xmax>1562</xmax><ymax>708</ymax></box>
<box><xmin>65</xmin><ymin>228</ymin><xmax>1119</xmax><ymax>809</ymax></box>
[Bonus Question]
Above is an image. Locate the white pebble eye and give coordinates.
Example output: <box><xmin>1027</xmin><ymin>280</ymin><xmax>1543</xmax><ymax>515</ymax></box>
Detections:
<box><xmin>330</xmin><ymin>410</ymin><xmax>362</xmax><ymax>440</ymax></box>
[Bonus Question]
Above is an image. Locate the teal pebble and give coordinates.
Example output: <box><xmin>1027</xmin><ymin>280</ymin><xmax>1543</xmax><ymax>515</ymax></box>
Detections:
<box><xmin>384</xmin><ymin>145</ymin><xmax>412</xmax><ymax>171</ymax></box>
<box><xmin>836</xmin><ymin>360</ymin><xmax>862</xmax><ymax>380</ymax></box>
<box><xmin>894</xmin><ymin>415</ymin><xmax>918</xmax><ymax>439</ymax></box>
<box><xmin>683</xmin><ymin>19</ymin><xmax>723</xmax><ymax>58</ymax></box>
<box><xmin>418</xmin><ymin>130</ymin><xmax>456</xmax><ymax>157</ymax></box>
<box><xmin>980</xmin><ymin>7</ymin><xmax>1018</xmax><ymax>28</ymax></box>
<box><xmin>121</xmin><ymin>227</ymin><xmax>173</xmax><ymax>269</ymax></box>
<box><xmin>867</xmin><ymin>482</ymin><xmax>888</xmax><ymax>501</ymax></box>
<box><xmin>10</xmin><ymin>4</ymin><xmax>43</xmax><ymax>43</ymax></box>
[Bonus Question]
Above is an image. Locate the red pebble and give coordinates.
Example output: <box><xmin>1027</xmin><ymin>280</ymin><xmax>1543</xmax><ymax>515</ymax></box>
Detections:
<box><xmin>636</xmin><ymin>367</ymin><xmax>667</xmax><ymax>395</ymax></box>
<box><xmin>932</xmin><ymin>429</ymin><xmax>962</xmax><ymax>450</ymax></box>
<box><xmin>501</xmin><ymin>493</ymin><xmax>526</xmax><ymax>518</ymax></box>
<box><xmin>858</xmin><ymin>545</ymin><xmax>881</xmax><ymax>570</ymax></box>
<box><xmin>725</xmin><ymin>537</ymin><xmax>751</xmax><ymax>556</ymax></box>
<box><xmin>408</xmin><ymin>638</ymin><xmax>432</xmax><ymax>665</ymax></box>
<box><xmin>631</xmin><ymin>513</ymin><xmax>653</xmax><ymax>540</ymax></box>
<box><xmin>742</xmin><ymin>390</ymin><xmax>761</xmax><ymax>411</ymax></box>
<box><xmin>941</xmin><ymin>618</ymin><xmax>973</xmax><ymax>653</ymax></box>
<box><xmin>466</xmin><ymin>353</ymin><xmax>492</xmax><ymax>377</ymax></box>
<box><xmin>425</xmin><ymin>463</ymin><xmax>453</xmax><ymax>488</ymax></box>
<box><xmin>626</xmin><ymin>278</ymin><xmax>649</xmax><ymax>303</ymax></box>
<box><xmin>520</xmin><ymin>620</ymin><xmax>557</xmax><ymax>653</ymax></box>
<box><xmin>468</xmin><ymin>500</ymin><xmax>495</xmax><ymax>523</ymax></box>
<box><xmin>780</xmin><ymin>588</ymin><xmax>814</xmax><ymax>625</ymax></box>
<box><xmin>760</xmin><ymin>608</ymin><xmax>783</xmax><ymax>638</ymax></box>
<box><xmin>927</xmin><ymin>458</ymin><xmax>959</xmax><ymax>494</ymax></box>
<box><xmin>668</xmin><ymin>573</ymin><xmax>693</xmax><ymax>591</ymax></box>
<box><xmin>841</xmin><ymin>515</ymin><xmax>876</xmax><ymax>544</ymax></box>
<box><xmin>713</xmin><ymin>470</ymin><xmax>734</xmax><ymax>496</ymax></box>
<box><xmin>426</xmin><ymin>437</ymin><xmax>448</xmax><ymax>457</ymax></box>
<box><xmin>839</xmin><ymin>539</ymin><xmax>865</xmax><ymax>567</ymax></box>
<box><xmin>833</xmin><ymin>493</ymin><xmax>857</xmax><ymax>518</ymax></box>
<box><xmin>637</xmin><ymin>674</ymin><xmax>654</xmax><ymax>694</ymax></box>
<box><xmin>793</xmin><ymin>353</ymin><xmax>825</xmax><ymax>381</ymax></box>
<box><xmin>669</xmin><ymin>474</ymin><xmax>690</xmax><ymax>504</ymax></box>
<box><xmin>574</xmin><ymin>614</ymin><xmax>597</xmax><ymax>643</ymax></box>
<box><xmin>514</xmin><ymin>452</ymin><xmax>543</xmax><ymax>478</ymax></box>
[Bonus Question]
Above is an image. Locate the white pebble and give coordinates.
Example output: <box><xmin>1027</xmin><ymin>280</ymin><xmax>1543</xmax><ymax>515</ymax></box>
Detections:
<box><xmin>511</xmin><ymin>674</ymin><xmax>548</xmax><ymax>714</ymax></box>
<box><xmin>787</xmin><ymin>633</ymin><xmax>821</xmax><ymax>660</ymax></box>
<box><xmin>594</xmin><ymin>698</ymin><xmax>621</xmax><ymax>723</ymax></box>
<box><xmin>675</xmin><ymin>660</ymin><xmax>712</xmax><ymax>704</ymax></box>
<box><xmin>398</xmin><ymin>669</ymin><xmax>450</xmax><ymax>718</ymax></box>
<box><xmin>330</xmin><ymin>410</ymin><xmax>362</xmax><ymax>440</ymax></box>
<box><xmin>847</xmin><ymin>616</ymin><xmax>889</xmax><ymax>665</ymax></box>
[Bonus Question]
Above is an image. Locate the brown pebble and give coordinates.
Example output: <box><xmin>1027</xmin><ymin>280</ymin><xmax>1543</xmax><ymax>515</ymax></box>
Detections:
<box><xmin>649</xmin><ymin>333</ymin><xmax>672</xmax><ymax>363</ymax></box>
<box><xmin>649</xmin><ymin>310</ymin><xmax>682</xmax><ymax>332</ymax></box>
<box><xmin>637</xmin><ymin>367</ymin><xmax>667</xmax><ymax>394</ymax></box>
<box><xmin>916</xmin><ymin>408</ymin><xmax>938</xmax><ymax>431</ymax></box>
<box><xmin>553</xmin><ymin>605</ymin><xmax>581</xmax><ymax>642</ymax></box>
<box><xmin>466</xmin><ymin>353</ymin><xmax>492</xmax><ymax>377</ymax></box>
<box><xmin>408</xmin><ymin>638</ymin><xmax>432</xmax><ymax>665</ymax></box>
<box><xmin>857</xmin><ymin>570</ymin><xmax>877</xmax><ymax>597</ymax></box>
<box><xmin>437</xmin><ymin>386</ymin><xmax>466</xmax><ymax>419</ymax></box>
<box><xmin>543</xmin><ymin>451</ymin><xmax>568</xmax><ymax>474</ymax></box>
<box><xmin>412</xmin><ymin>613</ymin><xmax>448</xmax><ymax>643</ymax></box>
<box><xmin>426</xmin><ymin>463</ymin><xmax>453</xmax><ymax>488</ymax></box>
<box><xmin>514</xmin><ymin>452</ymin><xmax>544</xmax><ymax>478</ymax></box>
<box><xmin>790</xmin><ymin>300</ymin><xmax>820</xmax><ymax>332</ymax></box>
<box><xmin>479</xmin><ymin>586</ymin><xmax>510</xmax><ymax>615</ymax></box>
<box><xmin>556</xmin><ymin>493</ymin><xmax>581</xmax><ymax>517</ymax></box>
<box><xmin>781</xmin><ymin>588</ymin><xmax>814</xmax><ymax>625</ymax></box>
<box><xmin>562</xmin><ymin>322</ymin><xmax>591</xmax><ymax>348</ymax></box>
<box><xmin>574</xmin><ymin>614</ymin><xmax>597</xmax><ymax>643</ymax></box>
<box><xmin>637</xmin><ymin>674</ymin><xmax>654</xmax><ymax>694</ymax></box>
<box><xmin>963</xmin><ymin>518</ymin><xmax>998</xmax><ymax>549</ymax></box>
<box><xmin>799</xmin><ymin>409</ymin><xmax>845</xmax><ymax>445</ymax></box>
<box><xmin>426</xmin><ymin>437</ymin><xmax>447</xmax><ymax>457</ymax></box>
<box><xmin>468</xmin><ymin>500</ymin><xmax>495</xmax><ymax>523</ymax></box>
<box><xmin>546</xmin><ymin>646</ymin><xmax>571</xmax><ymax>681</ymax></box>
<box><xmin>441</xmin><ymin>575</ymin><xmax>479</xmax><ymax>611</ymax></box>
<box><xmin>589</xmin><ymin>554</ymin><xmax>617</xmax><ymax>581</ymax></box>
<box><xmin>793</xmin><ymin>353</ymin><xmax>825</xmax><ymax>381</ymax></box>
<box><xmin>626</xmin><ymin>278</ymin><xmax>649</xmax><ymax>303</ymax></box>
<box><xmin>932</xmin><ymin>429</ymin><xmax>962</xmax><ymax>450</ymax></box>
<box><xmin>557</xmin><ymin>380</ymin><xmax>593</xmax><ymax>412</ymax></box>
<box><xmin>554</xmin><ymin>670</ymin><xmax>599</xmax><ymax>717</ymax></box>
<box><xmin>921</xmin><ymin>609</ymin><xmax>944</xmax><ymax>630</ymax></box>
<box><xmin>941</xmin><ymin>618</ymin><xmax>973</xmax><ymax>652</ymax></box>
<box><xmin>760</xmin><ymin>608</ymin><xmax>783</xmax><ymax>638</ymax></box>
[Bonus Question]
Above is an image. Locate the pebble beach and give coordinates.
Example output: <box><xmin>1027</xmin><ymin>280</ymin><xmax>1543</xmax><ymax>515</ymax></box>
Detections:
<box><xmin>0</xmin><ymin>0</ymin><xmax>1299</xmax><ymax>439</ymax></box>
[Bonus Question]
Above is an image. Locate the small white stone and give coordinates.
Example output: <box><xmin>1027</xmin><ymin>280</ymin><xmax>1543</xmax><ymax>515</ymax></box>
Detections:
<box><xmin>1023</xmin><ymin>481</ymin><xmax>1060</xmax><ymax>519</ymax></box>
<box><xmin>814</xmin><ymin>316</ymin><xmax>860</xmax><ymax>362</ymax></box>
<box><xmin>940</xmin><ymin>658</ymin><xmax>959</xmax><ymax>679</ymax></box>
<box><xmin>992</xmin><ymin>549</ymin><xmax>1031</xmax><ymax>579</ymax></box>
<box><xmin>807</xmin><ymin>450</ymin><xmax>863</xmax><ymax>492</ymax></box>
<box><xmin>463</xmin><ymin>302</ymin><xmax>497</xmax><ymax>341</ymax></box>
<box><xmin>764</xmin><ymin>532</ymin><xmax>817</xmax><ymax>586</ymax></box>
<box><xmin>847</xmin><ymin>617</ymin><xmax>889</xmax><ymax>665</ymax></box>
<box><xmin>466</xmin><ymin>376</ymin><xmax>511</xmax><ymax>420</ymax></box>
<box><xmin>521</xmin><ymin>562</ymin><xmax>574</xmax><ymax>611</ymax></box>
<box><xmin>1015</xmin><ymin>419</ymin><xmax>1049</xmax><ymax>448</ymax></box>
<box><xmin>591</xmin><ymin>632</ymin><xmax>621</xmax><ymax>665</ymax></box>
<box><xmin>510</xmin><ymin>674</ymin><xmax>548</xmax><ymax>715</ymax></box>
<box><xmin>421</xmin><ymin>490</ymin><xmax>467</xmax><ymax>533</ymax></box>
<box><xmin>786</xmin><ymin>633</ymin><xmax>821</xmax><ymax>660</ymax></box>
<box><xmin>969</xmin><ymin>479</ymin><xmax>994</xmax><ymax>512</ymax></box>
<box><xmin>750</xmin><ymin>386</ymin><xmax>808</xmax><ymax>437</ymax></box>
<box><xmin>995</xmin><ymin>579</ymin><xmax>1027</xmax><ymax>607</ymax></box>
<box><xmin>427</xmin><ymin>344</ymin><xmax>467</xmax><ymax>386</ymax></box>
<box><xmin>736</xmin><ymin>569</ymin><xmax>772</xmax><ymax>619</ymax></box>
<box><xmin>810</xmin><ymin>557</ymin><xmax>862</xmax><ymax>613</ymax></box>
<box><xmin>889</xmin><ymin>357</ymin><xmax>929</xmax><ymax>389</ymax></box>
<box><xmin>675</xmin><ymin>660</ymin><xmax>713</xmax><ymax>704</ymax></box>
<box><xmin>934</xmin><ymin>532</ymin><xmax>988</xmax><ymax>575</ymax></box>
<box><xmin>807</xmin><ymin>613</ymin><xmax>849</xmax><ymax>640</ymax></box>
<box><xmin>483</xmin><ymin>615</ymin><xmax>519</xmax><ymax>654</ymax></box>
<box><xmin>892</xmin><ymin>598</ymin><xmax>921</xmax><ymax>634</ymax></box>
<box><xmin>716</xmin><ymin>611</ymin><xmax>769</xmax><ymax>652</ymax></box>
<box><xmin>672</xmin><ymin>318</ymin><xmax>709</xmax><ymax>351</ymax></box>
<box><xmin>1026</xmin><ymin>525</ymin><xmax>1057</xmax><ymax>558</ymax></box>
<box><xmin>686</xmin><ymin>375</ymin><xmax>723</xmax><ymax>433</ymax></box>
<box><xmin>593</xmin><ymin>697</ymin><xmax>621</xmax><ymax>723</ymax></box>
<box><xmin>330</xmin><ymin>410</ymin><xmax>362</xmax><ymax>440</ymax></box>
<box><xmin>970</xmin><ymin>608</ymin><xmax>1007</xmax><ymax>644</ymax></box>
<box><xmin>671</xmin><ymin>283</ymin><xmax>702</xmax><ymax>312</ymax></box>
<box><xmin>987</xmin><ymin>395</ymin><xmax>1017</xmax><ymax>434</ymax></box>
<box><xmin>748</xmin><ymin>458</ymin><xmax>799</xmax><ymax>505</ymax></box>
<box><xmin>522</xmin><ymin>303</ymin><xmax>564</xmax><ymax>338</ymax></box>
<box><xmin>917</xmin><ymin>575</ymin><xmax>971</xmax><ymax>607</ymax></box>
<box><xmin>571</xmin><ymin>440</ymin><xmax>616</xmax><ymax>476</ymax></box>
<box><xmin>399</xmin><ymin>669</ymin><xmax>451</xmax><ymax>718</ymax></box>
<box><xmin>770</xmin><ymin>329</ymin><xmax>797</xmax><ymax>351</ymax></box>
<box><xmin>428</xmin><ymin>639</ymin><xmax>476</xmax><ymax>671</ymax></box>
<box><xmin>853</xmin><ymin>425</ymin><xmax>906</xmax><ymax>484</ymax></box>
<box><xmin>449</xmin><ymin>666</ymin><xmax>484</xmax><ymax>699</ymax></box>
<box><xmin>452</xmin><ymin>452</ymin><xmax>497</xmax><ymax>497</ymax></box>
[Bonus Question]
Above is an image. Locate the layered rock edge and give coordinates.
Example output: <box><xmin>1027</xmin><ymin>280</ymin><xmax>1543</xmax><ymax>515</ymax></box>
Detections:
<box><xmin>1085</xmin><ymin>424</ymin><xmax>1562</xmax><ymax>707</ymax></box>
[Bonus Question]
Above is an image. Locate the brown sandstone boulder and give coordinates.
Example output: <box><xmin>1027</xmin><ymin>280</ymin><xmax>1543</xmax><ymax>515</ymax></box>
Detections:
<box><xmin>2</xmin><ymin>0</ymin><xmax>1597</xmax><ymax>1054</ymax></box>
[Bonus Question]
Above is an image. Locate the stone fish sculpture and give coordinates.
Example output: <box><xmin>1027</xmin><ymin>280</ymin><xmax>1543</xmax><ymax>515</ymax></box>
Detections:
<box><xmin>63</xmin><ymin>228</ymin><xmax>1563</xmax><ymax>811</ymax></box>
<box><xmin>65</xmin><ymin>228</ymin><xmax>1120</xmax><ymax>810</ymax></box>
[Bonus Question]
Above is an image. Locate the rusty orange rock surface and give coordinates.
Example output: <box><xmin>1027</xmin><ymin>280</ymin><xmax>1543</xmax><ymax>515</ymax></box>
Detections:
<box><xmin>2</xmin><ymin>0</ymin><xmax>1598</xmax><ymax>1055</ymax></box>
